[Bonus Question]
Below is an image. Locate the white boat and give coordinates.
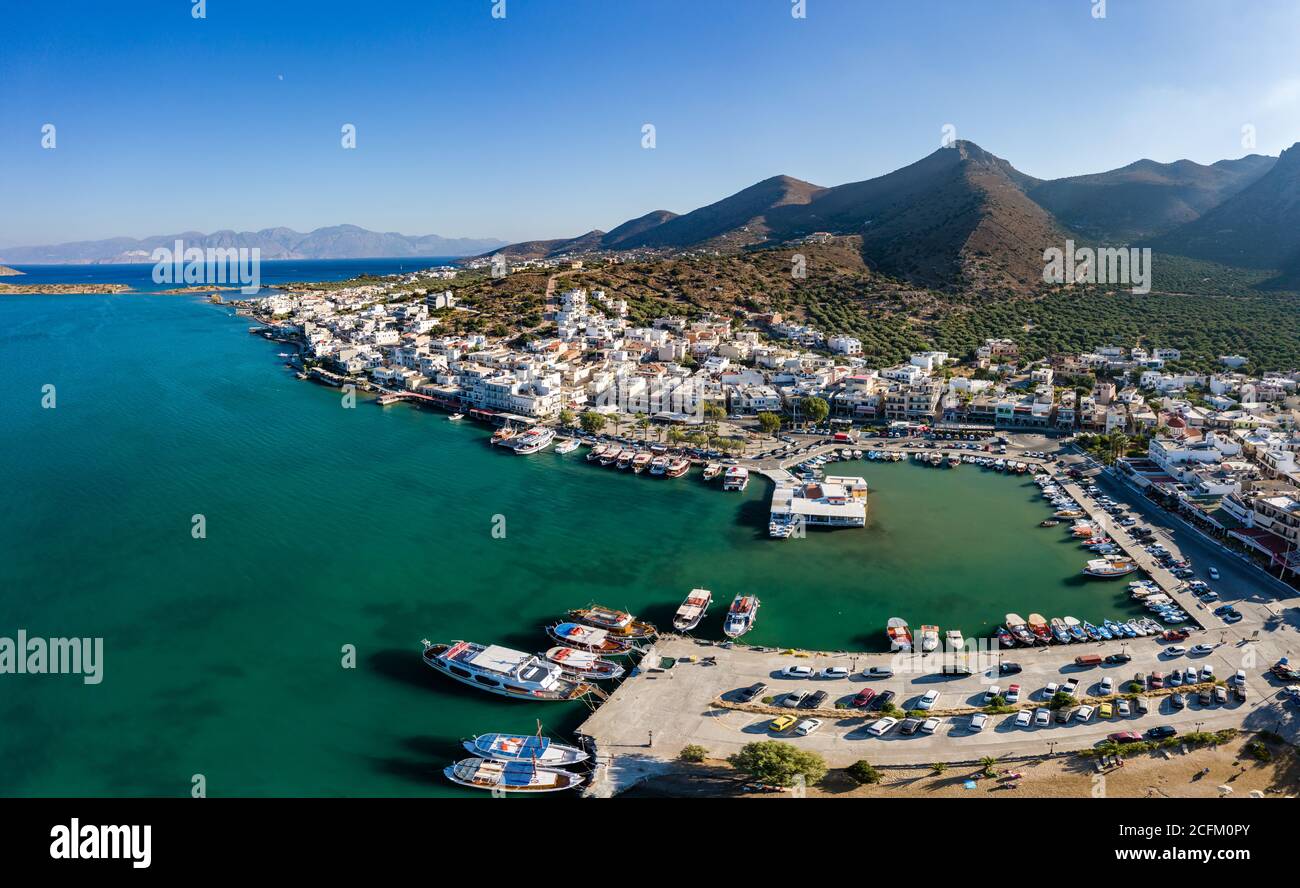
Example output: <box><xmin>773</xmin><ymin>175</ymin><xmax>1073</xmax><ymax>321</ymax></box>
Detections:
<box><xmin>649</xmin><ymin>456</ymin><xmax>669</xmax><ymax>476</ymax></box>
<box><xmin>945</xmin><ymin>629</ymin><xmax>965</xmax><ymax>652</ymax></box>
<box><xmin>464</xmin><ymin>732</ymin><xmax>589</xmax><ymax>766</ymax></box>
<box><xmin>586</xmin><ymin>443</ymin><xmax>609</xmax><ymax>462</ymax></box>
<box><xmin>672</xmin><ymin>588</ymin><xmax>712</xmax><ymax>631</ymax></box>
<box><xmin>919</xmin><ymin>624</ymin><xmax>940</xmax><ymax>653</ymax></box>
<box><xmin>554</xmin><ymin>438</ymin><xmax>580</xmax><ymax>454</ymax></box>
<box><xmin>511</xmin><ymin>427</ymin><xmax>556</xmax><ymax>454</ymax></box>
<box><xmin>448</xmin><ymin>412</ymin><xmax>465</xmax><ymax>421</ymax></box>
<box><xmin>702</xmin><ymin>463</ymin><xmax>723</xmax><ymax>480</ymax></box>
<box><xmin>543</xmin><ymin>646</ymin><xmax>625</xmax><ymax>680</ymax></box>
<box><xmin>1083</xmin><ymin>556</ymin><xmax>1139</xmax><ymax>578</ymax></box>
<box><xmin>723</xmin><ymin>594</ymin><xmax>760</xmax><ymax>638</ymax></box>
<box><xmin>886</xmin><ymin>617</ymin><xmax>913</xmax><ymax>652</ymax></box>
<box><xmin>421</xmin><ymin>639</ymin><xmax>593</xmax><ymax>701</ymax></box>
<box><xmin>444</xmin><ymin>757</ymin><xmax>581</xmax><ymax>793</ymax></box>
<box><xmin>723</xmin><ymin>466</ymin><xmax>749</xmax><ymax>491</ymax></box>
<box><xmin>546</xmin><ymin>622</ymin><xmax>635</xmax><ymax>655</ymax></box>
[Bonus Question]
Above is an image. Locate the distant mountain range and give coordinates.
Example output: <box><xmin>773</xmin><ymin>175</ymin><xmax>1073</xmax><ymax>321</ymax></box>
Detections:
<box><xmin>0</xmin><ymin>225</ymin><xmax>508</xmax><ymax>264</ymax></box>
<box><xmin>488</xmin><ymin>140</ymin><xmax>1298</xmax><ymax>290</ymax></box>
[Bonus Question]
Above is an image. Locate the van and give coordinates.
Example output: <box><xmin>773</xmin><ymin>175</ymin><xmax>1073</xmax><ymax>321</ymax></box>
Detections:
<box><xmin>1074</xmin><ymin>654</ymin><xmax>1103</xmax><ymax>667</ymax></box>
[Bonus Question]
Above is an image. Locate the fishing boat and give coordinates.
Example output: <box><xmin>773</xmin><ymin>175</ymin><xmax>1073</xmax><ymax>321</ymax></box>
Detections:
<box><xmin>543</xmin><ymin>646</ymin><xmax>625</xmax><ymax>680</ymax></box>
<box><xmin>464</xmin><ymin>731</ymin><xmax>589</xmax><ymax>766</ymax></box>
<box><xmin>649</xmin><ymin>455</ymin><xmax>669</xmax><ymax>475</ymax></box>
<box><xmin>491</xmin><ymin>424</ymin><xmax>519</xmax><ymax>446</ymax></box>
<box><xmin>448</xmin><ymin>412</ymin><xmax>465</xmax><ymax>421</ymax></box>
<box><xmin>631</xmin><ymin>452</ymin><xmax>653</xmax><ymax>473</ymax></box>
<box><xmin>947</xmin><ymin>456</ymin><xmax>961</xmax><ymax>468</ymax></box>
<box><xmin>994</xmin><ymin>626</ymin><xmax>1016</xmax><ymax>649</ymax></box>
<box><xmin>444</xmin><ymin>757</ymin><xmax>581</xmax><ymax>793</ymax></box>
<box><xmin>554</xmin><ymin>438</ymin><xmax>580</xmax><ymax>454</ymax></box>
<box><xmin>1082</xmin><ymin>621</ymin><xmax>1104</xmax><ymax>641</ymax></box>
<box><xmin>945</xmin><ymin>629</ymin><xmax>965</xmax><ymax>652</ymax></box>
<box><xmin>672</xmin><ymin>588</ymin><xmax>712</xmax><ymax>632</ymax></box>
<box><xmin>545</xmin><ymin>622</ymin><xmax>636</xmax><ymax>655</ymax></box>
<box><xmin>1083</xmin><ymin>556</ymin><xmax>1139</xmax><ymax>578</ymax></box>
<box><xmin>1125</xmin><ymin>620</ymin><xmax>1147</xmax><ymax>637</ymax></box>
<box><xmin>919</xmin><ymin>624</ymin><xmax>940</xmax><ymax>653</ymax></box>
<box><xmin>1054</xmin><ymin>509</ymin><xmax>1084</xmax><ymax>519</ymax></box>
<box><xmin>421</xmin><ymin>639</ymin><xmax>594</xmax><ymax>701</ymax></box>
<box><xmin>722</xmin><ymin>466</ymin><xmax>749</xmax><ymax>491</ymax></box>
<box><xmin>568</xmin><ymin>605</ymin><xmax>657</xmax><ymax>638</ymax></box>
<box><xmin>1005</xmin><ymin>614</ymin><xmax>1036</xmax><ymax>646</ymax></box>
<box><xmin>723</xmin><ymin>594</ymin><xmax>760</xmax><ymax>638</ymax></box>
<box><xmin>886</xmin><ymin>617</ymin><xmax>913</xmax><ymax>653</ymax></box>
<box><xmin>665</xmin><ymin>457</ymin><xmax>690</xmax><ymax>478</ymax></box>
<box><xmin>1039</xmin><ymin>519</ymin><xmax>1060</xmax><ymax>527</ymax></box>
<box><xmin>511</xmin><ymin>427</ymin><xmax>556</xmax><ymax>454</ymax></box>
<box><xmin>702</xmin><ymin>463</ymin><xmax>723</xmax><ymax>481</ymax></box>
<box><xmin>1064</xmin><ymin>616</ymin><xmax>1088</xmax><ymax>642</ymax></box>
<box><xmin>1095</xmin><ymin>621</ymin><xmax>1114</xmax><ymax>640</ymax></box>
<box><xmin>1050</xmin><ymin>617</ymin><xmax>1071</xmax><ymax>644</ymax></box>
<box><xmin>1027</xmin><ymin>614</ymin><xmax>1052</xmax><ymax>644</ymax></box>
<box><xmin>615</xmin><ymin>449</ymin><xmax>635</xmax><ymax>469</ymax></box>
<box><xmin>587</xmin><ymin>443</ymin><xmax>609</xmax><ymax>462</ymax></box>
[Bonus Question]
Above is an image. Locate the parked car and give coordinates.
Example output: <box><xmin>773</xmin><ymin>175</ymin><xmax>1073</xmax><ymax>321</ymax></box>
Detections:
<box><xmin>867</xmin><ymin>717</ymin><xmax>898</xmax><ymax>736</ymax></box>
<box><xmin>769</xmin><ymin>714</ymin><xmax>798</xmax><ymax>732</ymax></box>
<box><xmin>783</xmin><ymin>691</ymin><xmax>807</xmax><ymax>708</ymax></box>
<box><xmin>899</xmin><ymin>717</ymin><xmax>923</xmax><ymax>736</ymax></box>
<box><xmin>1005</xmin><ymin>684</ymin><xmax>1021</xmax><ymax>704</ymax></box>
<box><xmin>1117</xmin><ymin>699</ymin><xmax>1131</xmax><ymax>717</ymax></box>
<box><xmin>920</xmin><ymin>717</ymin><xmax>941</xmax><ymax>734</ymax></box>
<box><xmin>1034</xmin><ymin>708</ymin><xmax>1051</xmax><ymax>726</ymax></box>
<box><xmin>998</xmin><ymin>662</ymin><xmax>1023</xmax><ymax>676</ymax></box>
<box><xmin>1171</xmin><ymin>693</ymin><xmax>1186</xmax><ymax>710</ymax></box>
<box><xmin>1061</xmin><ymin>678</ymin><xmax>1081</xmax><ymax>697</ymax></box>
<box><xmin>984</xmin><ymin>685</ymin><xmax>1002</xmax><ymax>704</ymax></box>
<box><xmin>1014</xmin><ymin>710</ymin><xmax>1032</xmax><ymax>728</ymax></box>
<box><xmin>1162</xmin><ymin>646</ymin><xmax>1186</xmax><ymax>658</ymax></box>
<box><xmin>736</xmin><ymin>682</ymin><xmax>768</xmax><ymax>702</ymax></box>
<box><xmin>1208</xmin><ymin>567</ymin><xmax>1220</xmax><ymax>580</ymax></box>
<box><xmin>794</xmin><ymin>718</ymin><xmax>822</xmax><ymax>736</ymax></box>
<box><xmin>1200</xmin><ymin>665</ymin><xmax>1215</xmax><ymax>682</ymax></box>
<box><xmin>917</xmin><ymin>690</ymin><xmax>940</xmax><ymax>710</ymax></box>
<box><xmin>864</xmin><ymin>666</ymin><xmax>894</xmax><ymax>679</ymax></box>
<box><xmin>1190</xmin><ymin>644</ymin><xmax>1214</xmax><ymax>656</ymax></box>
<box><xmin>1198</xmin><ymin>689</ymin><xmax>1213</xmax><ymax>706</ymax></box>
<box><xmin>1146</xmin><ymin>725</ymin><xmax>1178</xmax><ymax>739</ymax></box>
<box><xmin>1151</xmin><ymin>671</ymin><xmax>1166</xmax><ymax>688</ymax></box>
<box><xmin>801</xmin><ymin>690</ymin><xmax>828</xmax><ymax>710</ymax></box>
<box><xmin>1099</xmin><ymin>702</ymin><xmax>1114</xmax><ymax>719</ymax></box>
<box><xmin>852</xmin><ymin>688</ymin><xmax>877</xmax><ymax>709</ymax></box>
<box><xmin>1056</xmin><ymin>707</ymin><xmax>1075</xmax><ymax>724</ymax></box>
<box><xmin>781</xmin><ymin>665</ymin><xmax>813</xmax><ymax>679</ymax></box>
<box><xmin>1105</xmin><ymin>653</ymin><xmax>1131</xmax><ymax>664</ymax></box>
<box><xmin>1233</xmin><ymin>669</ymin><xmax>1247</xmax><ymax>686</ymax></box>
<box><xmin>1043</xmin><ymin>682</ymin><xmax>1059</xmax><ymax>698</ymax></box>
<box><xmin>968</xmin><ymin>713</ymin><xmax>989</xmax><ymax>732</ymax></box>
<box><xmin>1213</xmin><ymin>685</ymin><xmax>1228</xmax><ymax>705</ymax></box>
<box><xmin>1075</xmin><ymin>705</ymin><xmax>1096</xmax><ymax>722</ymax></box>
<box><xmin>1099</xmin><ymin>677</ymin><xmax>1114</xmax><ymax>696</ymax></box>
<box><xmin>1108</xmin><ymin>731</ymin><xmax>1142</xmax><ymax>743</ymax></box>
<box><xmin>1135</xmin><ymin>696</ymin><xmax>1150</xmax><ymax>714</ymax></box>
<box><xmin>873</xmin><ymin>690</ymin><xmax>896</xmax><ymax>710</ymax></box>
<box><xmin>817</xmin><ymin>666</ymin><xmax>850</xmax><ymax>679</ymax></box>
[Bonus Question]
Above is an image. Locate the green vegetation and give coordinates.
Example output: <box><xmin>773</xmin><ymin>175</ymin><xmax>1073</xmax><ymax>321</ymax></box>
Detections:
<box><xmin>846</xmin><ymin>760</ymin><xmax>883</xmax><ymax>785</ymax></box>
<box><xmin>930</xmin><ymin>762</ymin><xmax>948</xmax><ymax>775</ymax></box>
<box><xmin>678</xmin><ymin>744</ymin><xmax>708</xmax><ymax>763</ymax></box>
<box><xmin>579</xmin><ymin>410</ymin><xmax>607</xmax><ymax>435</ymax></box>
<box><xmin>728</xmin><ymin>740</ymin><xmax>828</xmax><ymax>787</ymax></box>
<box><xmin>757</xmin><ymin>411</ymin><xmax>782</xmax><ymax>436</ymax></box>
<box><xmin>978</xmin><ymin>756</ymin><xmax>999</xmax><ymax>778</ymax></box>
<box><xmin>1048</xmin><ymin>691</ymin><xmax>1076</xmax><ymax>710</ymax></box>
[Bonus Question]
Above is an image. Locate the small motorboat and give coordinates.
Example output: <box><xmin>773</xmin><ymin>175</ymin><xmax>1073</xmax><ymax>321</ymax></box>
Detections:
<box><xmin>448</xmin><ymin>412</ymin><xmax>464</xmax><ymax>421</ymax></box>
<box><xmin>464</xmin><ymin>732</ymin><xmax>589</xmax><ymax>766</ymax></box>
<box><xmin>1027</xmin><ymin>614</ymin><xmax>1052</xmax><ymax>644</ymax></box>
<box><xmin>543</xmin><ymin>646</ymin><xmax>625</xmax><ymax>680</ymax></box>
<box><xmin>672</xmin><ymin>588</ymin><xmax>713</xmax><ymax>632</ymax></box>
<box><xmin>886</xmin><ymin>617</ymin><xmax>913</xmax><ymax>652</ymax></box>
<box><xmin>1039</xmin><ymin>519</ymin><xmax>1060</xmax><ymax>528</ymax></box>
<box><xmin>919</xmin><ymin>625</ymin><xmax>940</xmax><ymax>653</ymax></box>
<box><xmin>1050</xmin><ymin>618</ymin><xmax>1071</xmax><ymax>644</ymax></box>
<box><xmin>723</xmin><ymin>595</ymin><xmax>760</xmax><ymax>638</ymax></box>
<box><xmin>568</xmin><ymin>605</ymin><xmax>657</xmax><ymax>638</ymax></box>
<box><xmin>994</xmin><ymin>626</ymin><xmax>1016</xmax><ymax>649</ymax></box>
<box><xmin>554</xmin><ymin>438</ymin><xmax>580</xmax><ymax>454</ymax></box>
<box><xmin>586</xmin><ymin>443</ymin><xmax>609</xmax><ymax>462</ymax></box>
<box><xmin>945</xmin><ymin>629</ymin><xmax>964</xmax><ymax>652</ymax></box>
<box><xmin>1064</xmin><ymin>616</ymin><xmax>1087</xmax><ymax>642</ymax></box>
<box><xmin>1083</xmin><ymin>621</ymin><xmax>1104</xmax><ymax>641</ymax></box>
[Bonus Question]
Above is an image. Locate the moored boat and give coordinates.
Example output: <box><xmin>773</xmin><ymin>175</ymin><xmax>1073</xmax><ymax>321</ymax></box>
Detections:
<box><xmin>464</xmin><ymin>732</ymin><xmax>589</xmax><ymax>766</ymax></box>
<box><xmin>723</xmin><ymin>594</ymin><xmax>760</xmax><ymax>638</ymax></box>
<box><xmin>665</xmin><ymin>457</ymin><xmax>690</xmax><ymax>478</ymax></box>
<box><xmin>1064</xmin><ymin>616</ymin><xmax>1088</xmax><ymax>642</ymax></box>
<box><xmin>994</xmin><ymin>626</ymin><xmax>1016</xmax><ymax>649</ymax></box>
<box><xmin>1039</xmin><ymin>519</ymin><xmax>1060</xmax><ymax>527</ymax></box>
<box><xmin>632</xmin><ymin>452</ymin><xmax>653</xmax><ymax>473</ymax></box>
<box><xmin>886</xmin><ymin>617</ymin><xmax>913</xmax><ymax>653</ymax></box>
<box><xmin>945</xmin><ymin>629</ymin><xmax>965</xmax><ymax>652</ymax></box>
<box><xmin>1027</xmin><ymin>613</ymin><xmax>1052</xmax><ymax>644</ymax></box>
<box><xmin>649</xmin><ymin>455</ymin><xmax>669</xmax><ymax>475</ymax></box>
<box><xmin>672</xmin><ymin>588</ymin><xmax>712</xmax><ymax>632</ymax></box>
<box><xmin>1050</xmin><ymin>617</ymin><xmax>1071</xmax><ymax>644</ymax></box>
<box><xmin>615</xmin><ymin>449</ymin><xmax>635</xmax><ymax>469</ymax></box>
<box><xmin>587</xmin><ymin>443</ymin><xmax>609</xmax><ymax>462</ymax></box>
<box><xmin>1005</xmin><ymin>613</ymin><xmax>1035</xmax><ymax>646</ymax></box>
<box><xmin>444</xmin><ymin>757</ymin><xmax>581</xmax><ymax>793</ymax></box>
<box><xmin>491</xmin><ymin>424</ymin><xmax>519</xmax><ymax>446</ymax></box>
<box><xmin>448</xmin><ymin>412</ymin><xmax>465</xmax><ymax>421</ymax></box>
<box><xmin>511</xmin><ymin>426</ymin><xmax>556</xmax><ymax>454</ymax></box>
<box><xmin>421</xmin><ymin>639</ymin><xmax>594</xmax><ymax>701</ymax></box>
<box><xmin>702</xmin><ymin>463</ymin><xmax>723</xmax><ymax>481</ymax></box>
<box><xmin>1083</xmin><ymin>556</ymin><xmax>1139</xmax><ymax>578</ymax></box>
<box><xmin>568</xmin><ymin>605</ymin><xmax>657</xmax><ymax>638</ymax></box>
<box><xmin>919</xmin><ymin>624</ymin><xmax>940</xmax><ymax>653</ymax></box>
<box><xmin>545</xmin><ymin>622</ymin><xmax>635</xmax><ymax>655</ymax></box>
<box><xmin>1082</xmin><ymin>621</ymin><xmax>1103</xmax><ymax>641</ymax></box>
<box><xmin>722</xmin><ymin>466</ymin><xmax>749</xmax><ymax>491</ymax></box>
<box><xmin>554</xmin><ymin>438</ymin><xmax>580</xmax><ymax>454</ymax></box>
<box><xmin>543</xmin><ymin>646</ymin><xmax>625</xmax><ymax>680</ymax></box>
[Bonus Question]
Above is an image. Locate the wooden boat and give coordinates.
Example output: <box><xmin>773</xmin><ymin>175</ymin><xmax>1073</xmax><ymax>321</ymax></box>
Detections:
<box><xmin>568</xmin><ymin>605</ymin><xmax>657</xmax><ymax>638</ymax></box>
<box><xmin>490</xmin><ymin>424</ymin><xmax>519</xmax><ymax>446</ymax></box>
<box><xmin>994</xmin><ymin>626</ymin><xmax>1016</xmax><ymax>649</ymax></box>
<box><xmin>463</xmin><ymin>731</ymin><xmax>589</xmax><ymax>766</ymax></box>
<box><xmin>672</xmin><ymin>588</ymin><xmax>712</xmax><ymax>631</ymax></box>
<box><xmin>586</xmin><ymin>443</ymin><xmax>609</xmax><ymax>462</ymax></box>
<box><xmin>702</xmin><ymin>463</ymin><xmax>723</xmax><ymax>481</ymax></box>
<box><xmin>1050</xmin><ymin>617</ymin><xmax>1071</xmax><ymax>644</ymax></box>
<box><xmin>886</xmin><ymin>617</ymin><xmax>913</xmax><ymax>652</ymax></box>
<box><xmin>665</xmin><ymin>457</ymin><xmax>690</xmax><ymax>477</ymax></box>
<box><xmin>1005</xmin><ymin>614</ymin><xmax>1036</xmax><ymax>646</ymax></box>
<box><xmin>632</xmin><ymin>452</ymin><xmax>653</xmax><ymax>473</ymax></box>
<box><xmin>545</xmin><ymin>622</ymin><xmax>635</xmax><ymax>655</ymax></box>
<box><xmin>543</xmin><ymin>646</ymin><xmax>625</xmax><ymax>680</ymax></box>
<box><xmin>443</xmin><ymin>757</ymin><xmax>581</xmax><ymax>793</ymax></box>
<box><xmin>1027</xmin><ymin>613</ymin><xmax>1052</xmax><ymax>644</ymax></box>
<box><xmin>1064</xmin><ymin>616</ymin><xmax>1088</xmax><ymax>642</ymax></box>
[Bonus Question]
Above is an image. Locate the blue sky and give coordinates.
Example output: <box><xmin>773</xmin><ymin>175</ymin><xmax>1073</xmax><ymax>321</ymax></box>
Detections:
<box><xmin>3</xmin><ymin>0</ymin><xmax>1299</xmax><ymax>246</ymax></box>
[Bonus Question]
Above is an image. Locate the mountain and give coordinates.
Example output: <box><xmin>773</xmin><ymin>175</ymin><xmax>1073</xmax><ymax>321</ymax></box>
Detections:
<box><xmin>0</xmin><ymin>225</ymin><xmax>507</xmax><ymax>264</ymax></box>
<box><xmin>1151</xmin><ymin>142</ymin><xmax>1300</xmax><ymax>275</ymax></box>
<box><xmin>1027</xmin><ymin>155</ymin><xmax>1275</xmax><ymax>241</ymax></box>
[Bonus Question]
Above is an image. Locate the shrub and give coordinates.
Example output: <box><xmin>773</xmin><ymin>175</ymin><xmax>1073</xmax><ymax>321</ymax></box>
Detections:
<box><xmin>728</xmin><ymin>741</ymin><xmax>828</xmax><ymax>787</ymax></box>
<box><xmin>846</xmin><ymin>760</ymin><xmax>883</xmax><ymax>785</ymax></box>
<box><xmin>679</xmin><ymin>745</ymin><xmax>708</xmax><ymax>763</ymax></box>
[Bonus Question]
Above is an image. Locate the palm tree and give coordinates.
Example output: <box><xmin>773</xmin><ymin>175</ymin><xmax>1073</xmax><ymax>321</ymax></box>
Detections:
<box><xmin>978</xmin><ymin>756</ymin><xmax>999</xmax><ymax>778</ymax></box>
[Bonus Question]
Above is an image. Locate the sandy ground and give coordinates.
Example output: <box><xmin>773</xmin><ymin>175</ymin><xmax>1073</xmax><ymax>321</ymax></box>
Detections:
<box><xmin>621</xmin><ymin>735</ymin><xmax>1299</xmax><ymax>798</ymax></box>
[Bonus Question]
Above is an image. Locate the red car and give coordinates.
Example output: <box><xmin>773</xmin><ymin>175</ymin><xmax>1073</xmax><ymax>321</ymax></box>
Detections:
<box><xmin>1162</xmin><ymin>629</ymin><xmax>1190</xmax><ymax>641</ymax></box>
<box><xmin>1149</xmin><ymin>672</ymin><xmax>1165</xmax><ymax>688</ymax></box>
<box><xmin>852</xmin><ymin>688</ymin><xmax>877</xmax><ymax>708</ymax></box>
<box><xmin>1108</xmin><ymin>731</ymin><xmax>1142</xmax><ymax>743</ymax></box>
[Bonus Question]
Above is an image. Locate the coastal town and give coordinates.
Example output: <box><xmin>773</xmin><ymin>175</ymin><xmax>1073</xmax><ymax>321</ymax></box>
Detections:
<box><xmin>236</xmin><ymin>262</ymin><xmax>1300</xmax><ymax>796</ymax></box>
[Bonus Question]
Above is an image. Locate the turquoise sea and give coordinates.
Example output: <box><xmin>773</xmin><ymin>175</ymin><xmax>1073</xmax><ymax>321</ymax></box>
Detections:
<box><xmin>0</xmin><ymin>261</ymin><xmax>1146</xmax><ymax>796</ymax></box>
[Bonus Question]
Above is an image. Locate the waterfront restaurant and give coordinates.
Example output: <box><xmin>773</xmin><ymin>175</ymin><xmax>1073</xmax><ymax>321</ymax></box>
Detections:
<box><xmin>770</xmin><ymin>475</ymin><xmax>868</xmax><ymax>528</ymax></box>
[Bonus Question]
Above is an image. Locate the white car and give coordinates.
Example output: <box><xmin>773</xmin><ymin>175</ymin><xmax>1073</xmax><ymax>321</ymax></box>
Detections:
<box><xmin>1034</xmin><ymin>707</ymin><xmax>1051</xmax><ymax>726</ymax></box>
<box><xmin>1208</xmin><ymin>567</ymin><xmax>1220</xmax><ymax>580</ymax></box>
<box><xmin>1232</xmin><ymin>669</ymin><xmax>1247</xmax><ymax>686</ymax></box>
<box><xmin>1043</xmin><ymin>682</ymin><xmax>1059</xmax><ymax>698</ymax></box>
<box><xmin>917</xmin><ymin>690</ymin><xmax>940</xmax><ymax>710</ymax></box>
<box><xmin>968</xmin><ymin>713</ymin><xmax>989</xmax><ymax>732</ymax></box>
<box><xmin>1075</xmin><ymin>705</ymin><xmax>1096</xmax><ymax>722</ymax></box>
<box><xmin>794</xmin><ymin>718</ymin><xmax>822</xmax><ymax>736</ymax></box>
<box><xmin>1200</xmin><ymin>665</ymin><xmax>1215</xmax><ymax>682</ymax></box>
<box><xmin>984</xmin><ymin>685</ymin><xmax>1002</xmax><ymax>704</ymax></box>
<box><xmin>867</xmin><ymin>717</ymin><xmax>898</xmax><ymax>736</ymax></box>
<box><xmin>783</xmin><ymin>691</ymin><xmax>807</xmax><ymax>708</ymax></box>
<box><xmin>781</xmin><ymin>665</ymin><xmax>813</xmax><ymax>678</ymax></box>
<box><xmin>920</xmin><ymin>717</ymin><xmax>941</xmax><ymax>734</ymax></box>
<box><xmin>1163</xmin><ymin>646</ymin><xmax>1186</xmax><ymax>657</ymax></box>
<box><xmin>1005</xmin><ymin>684</ymin><xmax>1021</xmax><ymax>704</ymax></box>
<box><xmin>1117</xmin><ymin>699</ymin><xmax>1131</xmax><ymax>717</ymax></box>
<box><xmin>1014</xmin><ymin>710</ymin><xmax>1032</xmax><ymax>728</ymax></box>
<box><xmin>1099</xmin><ymin>677</ymin><xmax>1114</xmax><ymax>696</ymax></box>
<box><xmin>864</xmin><ymin>666</ymin><xmax>895</xmax><ymax>678</ymax></box>
<box><xmin>817</xmin><ymin>666</ymin><xmax>850</xmax><ymax>679</ymax></box>
<box><xmin>1190</xmin><ymin>644</ymin><xmax>1214</xmax><ymax>656</ymax></box>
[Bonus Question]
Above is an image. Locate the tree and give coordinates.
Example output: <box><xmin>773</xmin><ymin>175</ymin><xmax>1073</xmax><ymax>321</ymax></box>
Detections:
<box><xmin>679</xmin><ymin>744</ymin><xmax>708</xmax><ymax>763</ymax></box>
<box><xmin>978</xmin><ymin>756</ymin><xmax>999</xmax><ymax>778</ymax></box>
<box><xmin>558</xmin><ymin>408</ymin><xmax>575</xmax><ymax>428</ymax></box>
<box><xmin>636</xmin><ymin>415</ymin><xmax>651</xmax><ymax>441</ymax></box>
<box><xmin>846</xmin><ymin>760</ymin><xmax>882</xmax><ymax>785</ymax></box>
<box><xmin>757</xmin><ymin>411</ymin><xmax>782</xmax><ymax>436</ymax></box>
<box><xmin>727</xmin><ymin>740</ymin><xmax>827</xmax><ymax>788</ymax></box>
<box><xmin>800</xmin><ymin>396</ymin><xmax>829</xmax><ymax>428</ymax></box>
<box><xmin>579</xmin><ymin>411</ymin><xmax>607</xmax><ymax>435</ymax></box>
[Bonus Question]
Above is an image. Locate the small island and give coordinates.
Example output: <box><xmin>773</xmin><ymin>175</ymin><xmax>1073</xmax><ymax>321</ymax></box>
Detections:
<box><xmin>0</xmin><ymin>265</ymin><xmax>24</xmax><ymax>276</ymax></box>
